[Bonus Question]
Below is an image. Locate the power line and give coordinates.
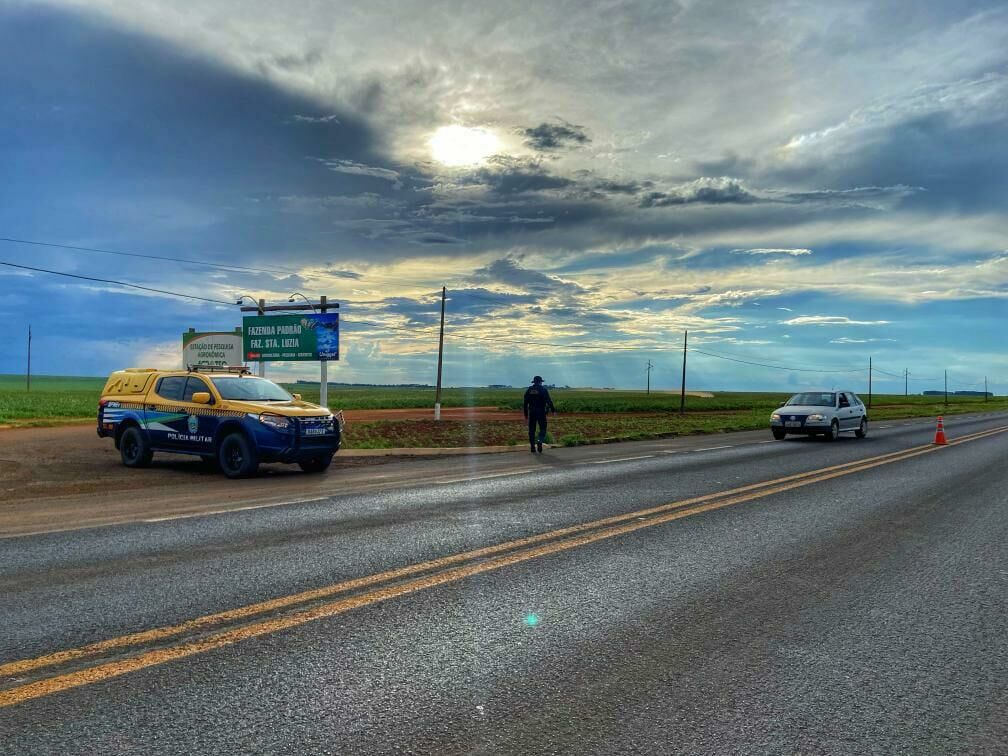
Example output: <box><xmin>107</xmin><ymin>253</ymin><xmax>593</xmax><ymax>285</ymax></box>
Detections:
<box><xmin>870</xmin><ymin>366</ymin><xmax>903</xmax><ymax>378</ymax></box>
<box><xmin>687</xmin><ymin>347</ymin><xmax>864</xmax><ymax>374</ymax></box>
<box><xmin>0</xmin><ymin>235</ymin><xmax>302</xmax><ymax>277</ymax></box>
<box><xmin>0</xmin><ymin>261</ymin><xmax>234</xmax><ymax>305</ymax></box>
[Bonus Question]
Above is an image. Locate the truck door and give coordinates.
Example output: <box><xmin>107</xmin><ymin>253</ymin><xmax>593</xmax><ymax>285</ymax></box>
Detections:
<box><xmin>179</xmin><ymin>376</ymin><xmax>217</xmax><ymax>453</ymax></box>
<box><xmin>146</xmin><ymin>376</ymin><xmax>189</xmax><ymax>449</ymax></box>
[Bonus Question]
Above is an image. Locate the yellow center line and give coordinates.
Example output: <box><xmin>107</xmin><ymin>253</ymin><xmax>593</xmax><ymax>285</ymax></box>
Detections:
<box><xmin>1</xmin><ymin>424</ymin><xmax>1005</xmax><ymax>708</ymax></box>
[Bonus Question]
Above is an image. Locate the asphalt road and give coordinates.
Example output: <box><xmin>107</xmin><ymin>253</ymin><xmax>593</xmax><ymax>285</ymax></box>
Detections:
<box><xmin>2</xmin><ymin>412</ymin><xmax>1007</xmax><ymax>754</ymax></box>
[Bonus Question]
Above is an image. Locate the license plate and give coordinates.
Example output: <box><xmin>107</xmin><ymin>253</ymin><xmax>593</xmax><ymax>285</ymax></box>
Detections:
<box><xmin>785</xmin><ymin>421</ymin><xmax>802</xmax><ymax>428</ymax></box>
<box><xmin>304</xmin><ymin>427</ymin><xmax>327</xmax><ymax>436</ymax></box>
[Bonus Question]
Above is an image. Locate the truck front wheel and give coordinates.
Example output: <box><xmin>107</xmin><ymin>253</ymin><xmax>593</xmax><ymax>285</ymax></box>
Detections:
<box><xmin>218</xmin><ymin>433</ymin><xmax>259</xmax><ymax>479</ymax></box>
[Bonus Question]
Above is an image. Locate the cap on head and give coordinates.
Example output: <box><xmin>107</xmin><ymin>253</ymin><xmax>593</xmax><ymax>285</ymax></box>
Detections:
<box><xmin>532</xmin><ymin>375</ymin><xmax>544</xmax><ymax>384</ymax></box>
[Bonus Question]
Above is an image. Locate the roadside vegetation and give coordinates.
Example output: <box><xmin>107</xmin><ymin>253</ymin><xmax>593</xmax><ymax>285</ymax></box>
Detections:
<box><xmin>2</xmin><ymin>375</ymin><xmax>1005</xmax><ymax>446</ymax></box>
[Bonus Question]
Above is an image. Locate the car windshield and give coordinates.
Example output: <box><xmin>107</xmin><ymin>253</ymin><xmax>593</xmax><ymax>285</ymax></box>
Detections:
<box><xmin>787</xmin><ymin>392</ymin><xmax>835</xmax><ymax>407</ymax></box>
<box><xmin>211</xmin><ymin>376</ymin><xmax>292</xmax><ymax>402</ymax></box>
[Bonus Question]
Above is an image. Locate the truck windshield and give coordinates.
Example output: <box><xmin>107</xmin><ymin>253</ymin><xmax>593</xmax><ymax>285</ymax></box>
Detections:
<box><xmin>787</xmin><ymin>392</ymin><xmax>835</xmax><ymax>406</ymax></box>
<box><xmin>211</xmin><ymin>377</ymin><xmax>292</xmax><ymax>402</ymax></box>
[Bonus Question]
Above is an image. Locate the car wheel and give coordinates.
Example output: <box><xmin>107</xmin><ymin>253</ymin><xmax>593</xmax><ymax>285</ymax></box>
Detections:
<box><xmin>855</xmin><ymin>417</ymin><xmax>867</xmax><ymax>439</ymax></box>
<box><xmin>298</xmin><ymin>454</ymin><xmax>334</xmax><ymax>473</ymax></box>
<box><xmin>825</xmin><ymin>419</ymin><xmax>840</xmax><ymax>441</ymax></box>
<box><xmin>772</xmin><ymin>428</ymin><xmax>786</xmax><ymax>440</ymax></box>
<box><xmin>120</xmin><ymin>426</ymin><xmax>153</xmax><ymax>468</ymax></box>
<box><xmin>218</xmin><ymin>433</ymin><xmax>258</xmax><ymax>479</ymax></box>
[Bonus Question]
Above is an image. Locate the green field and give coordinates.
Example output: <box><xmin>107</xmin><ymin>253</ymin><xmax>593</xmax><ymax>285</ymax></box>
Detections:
<box><xmin>1</xmin><ymin>375</ymin><xmax>1005</xmax><ymax>448</ymax></box>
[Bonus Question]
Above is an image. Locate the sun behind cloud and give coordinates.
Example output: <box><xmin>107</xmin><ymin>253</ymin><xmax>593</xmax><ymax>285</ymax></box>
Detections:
<box><xmin>429</xmin><ymin>125</ymin><xmax>499</xmax><ymax>166</ymax></box>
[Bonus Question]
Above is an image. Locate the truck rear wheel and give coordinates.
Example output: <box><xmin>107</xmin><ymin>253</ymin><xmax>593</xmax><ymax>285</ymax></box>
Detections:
<box><xmin>218</xmin><ymin>433</ymin><xmax>258</xmax><ymax>479</ymax></box>
<box><xmin>120</xmin><ymin>426</ymin><xmax>153</xmax><ymax>468</ymax></box>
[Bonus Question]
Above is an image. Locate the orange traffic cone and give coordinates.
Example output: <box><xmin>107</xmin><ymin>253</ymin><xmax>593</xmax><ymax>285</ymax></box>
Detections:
<box><xmin>933</xmin><ymin>416</ymin><xmax>948</xmax><ymax>445</ymax></box>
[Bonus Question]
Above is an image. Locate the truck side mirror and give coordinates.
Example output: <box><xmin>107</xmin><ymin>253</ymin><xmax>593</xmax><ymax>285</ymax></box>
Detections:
<box><xmin>292</xmin><ymin>393</ymin><xmax>302</xmax><ymax>401</ymax></box>
<box><xmin>192</xmin><ymin>392</ymin><xmax>212</xmax><ymax>405</ymax></box>
<box><xmin>778</xmin><ymin>401</ymin><xmax>786</xmax><ymax>407</ymax></box>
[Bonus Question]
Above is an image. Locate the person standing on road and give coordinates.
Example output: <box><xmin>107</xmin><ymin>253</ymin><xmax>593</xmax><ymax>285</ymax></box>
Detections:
<box><xmin>523</xmin><ymin>375</ymin><xmax>556</xmax><ymax>453</ymax></box>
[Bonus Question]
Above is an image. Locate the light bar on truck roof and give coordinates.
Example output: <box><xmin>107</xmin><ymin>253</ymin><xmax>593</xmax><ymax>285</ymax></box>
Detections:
<box><xmin>187</xmin><ymin>364</ymin><xmax>252</xmax><ymax>375</ymax></box>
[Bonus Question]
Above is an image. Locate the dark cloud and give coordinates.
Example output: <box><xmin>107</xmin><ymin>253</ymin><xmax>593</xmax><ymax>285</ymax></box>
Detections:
<box><xmin>782</xmin><ymin>185</ymin><xmax>922</xmax><ymax>207</ymax></box>
<box><xmin>411</xmin><ymin>233</ymin><xmax>465</xmax><ymax>246</ymax></box>
<box><xmin>470</xmin><ymin>156</ymin><xmax>574</xmax><ymax>195</ymax></box>
<box><xmin>639</xmin><ymin>179</ymin><xmax>758</xmax><ymax>207</ymax></box>
<box><xmin>447</xmin><ymin>288</ymin><xmax>537</xmax><ymax>309</ymax></box>
<box><xmin>766</xmin><ymin>105</ymin><xmax>1008</xmax><ymax>213</ymax></box>
<box><xmin>522</xmin><ymin>121</ymin><xmax>590</xmax><ymax>151</ymax></box>
<box><xmin>374</xmin><ymin>295</ymin><xmax>443</xmax><ymax>326</ymax></box>
<box><xmin>594</xmin><ymin>179</ymin><xmax>647</xmax><ymax>194</ymax></box>
<box><xmin>370</xmin><ymin>288</ymin><xmax>538</xmax><ymax>326</ymax></box>
<box><xmin>470</xmin><ymin>256</ymin><xmax>586</xmax><ymax>295</ymax></box>
<box><xmin>0</xmin><ymin>3</ymin><xmax>387</xmax><ymax>274</ymax></box>
<box><xmin>324</xmin><ymin>266</ymin><xmax>363</xmax><ymax>280</ymax></box>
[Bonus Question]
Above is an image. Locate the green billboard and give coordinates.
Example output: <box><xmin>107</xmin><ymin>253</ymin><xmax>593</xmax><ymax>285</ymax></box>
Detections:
<box><xmin>243</xmin><ymin>313</ymin><xmax>339</xmax><ymax>362</ymax></box>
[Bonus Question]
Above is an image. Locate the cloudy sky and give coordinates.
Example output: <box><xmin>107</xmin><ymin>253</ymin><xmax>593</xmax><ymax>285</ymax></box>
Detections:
<box><xmin>1</xmin><ymin>0</ymin><xmax>1006</xmax><ymax>392</ymax></box>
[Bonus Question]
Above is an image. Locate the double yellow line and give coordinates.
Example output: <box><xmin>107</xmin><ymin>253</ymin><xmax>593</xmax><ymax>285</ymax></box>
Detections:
<box><xmin>2</xmin><ymin>424</ymin><xmax>1006</xmax><ymax>708</ymax></box>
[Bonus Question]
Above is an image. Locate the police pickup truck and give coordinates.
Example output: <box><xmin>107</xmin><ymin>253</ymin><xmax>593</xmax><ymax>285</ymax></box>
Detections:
<box><xmin>97</xmin><ymin>366</ymin><xmax>343</xmax><ymax>478</ymax></box>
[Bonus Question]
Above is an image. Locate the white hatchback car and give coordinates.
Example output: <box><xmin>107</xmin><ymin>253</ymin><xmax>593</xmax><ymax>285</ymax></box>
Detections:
<box><xmin>770</xmin><ymin>390</ymin><xmax>868</xmax><ymax>441</ymax></box>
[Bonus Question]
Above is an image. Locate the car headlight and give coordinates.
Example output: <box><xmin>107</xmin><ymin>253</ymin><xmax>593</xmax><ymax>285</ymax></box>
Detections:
<box><xmin>807</xmin><ymin>413</ymin><xmax>825</xmax><ymax>422</ymax></box>
<box><xmin>771</xmin><ymin>413</ymin><xmax>781</xmax><ymax>421</ymax></box>
<box><xmin>259</xmin><ymin>413</ymin><xmax>293</xmax><ymax>432</ymax></box>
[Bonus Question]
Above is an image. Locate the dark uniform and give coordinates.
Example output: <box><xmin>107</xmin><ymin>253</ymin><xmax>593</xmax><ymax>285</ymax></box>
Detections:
<box><xmin>523</xmin><ymin>376</ymin><xmax>556</xmax><ymax>453</ymax></box>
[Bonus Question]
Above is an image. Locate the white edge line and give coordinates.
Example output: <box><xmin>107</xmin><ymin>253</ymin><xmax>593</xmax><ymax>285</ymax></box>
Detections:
<box><xmin>590</xmin><ymin>455</ymin><xmax>655</xmax><ymax>464</ymax></box>
<box><xmin>431</xmin><ymin>469</ymin><xmax>538</xmax><ymax>485</ymax></box>
<box><xmin>694</xmin><ymin>445</ymin><xmax>734</xmax><ymax>451</ymax></box>
<box><xmin>143</xmin><ymin>495</ymin><xmax>333</xmax><ymax>522</ymax></box>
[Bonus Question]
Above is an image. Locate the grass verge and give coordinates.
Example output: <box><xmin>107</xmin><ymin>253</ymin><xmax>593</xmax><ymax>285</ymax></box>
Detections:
<box><xmin>2</xmin><ymin>375</ymin><xmax>1005</xmax><ymax>444</ymax></box>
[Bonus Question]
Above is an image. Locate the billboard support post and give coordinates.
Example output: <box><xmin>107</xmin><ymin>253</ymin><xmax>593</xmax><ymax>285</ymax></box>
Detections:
<box><xmin>320</xmin><ymin>295</ymin><xmax>328</xmax><ymax>409</ymax></box>
<box><xmin>257</xmin><ymin>299</ymin><xmax>266</xmax><ymax>378</ymax></box>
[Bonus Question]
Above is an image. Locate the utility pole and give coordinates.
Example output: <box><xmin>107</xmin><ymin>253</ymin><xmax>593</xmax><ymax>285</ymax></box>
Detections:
<box><xmin>905</xmin><ymin>368</ymin><xmax>908</xmax><ymax>397</ymax></box>
<box><xmin>257</xmin><ymin>298</ymin><xmax>266</xmax><ymax>378</ymax></box>
<box><xmin>434</xmin><ymin>286</ymin><xmax>446</xmax><ymax>421</ymax></box>
<box><xmin>868</xmin><ymin>356</ymin><xmax>872</xmax><ymax>409</ymax></box>
<box><xmin>944</xmin><ymin>369</ymin><xmax>948</xmax><ymax>407</ymax></box>
<box><xmin>679</xmin><ymin>330</ymin><xmax>688</xmax><ymax>415</ymax></box>
<box><xmin>319</xmin><ymin>295</ymin><xmax>328</xmax><ymax>409</ymax></box>
<box><xmin>646</xmin><ymin>360</ymin><xmax>653</xmax><ymax>395</ymax></box>
<box><xmin>26</xmin><ymin>324</ymin><xmax>31</xmax><ymax>392</ymax></box>
<box><xmin>985</xmin><ymin>376</ymin><xmax>988</xmax><ymax>401</ymax></box>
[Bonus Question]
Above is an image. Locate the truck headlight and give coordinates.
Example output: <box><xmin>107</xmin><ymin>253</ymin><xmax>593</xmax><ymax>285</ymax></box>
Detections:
<box><xmin>771</xmin><ymin>413</ymin><xmax>781</xmax><ymax>421</ymax></box>
<box><xmin>807</xmin><ymin>413</ymin><xmax>825</xmax><ymax>422</ymax></box>
<box><xmin>259</xmin><ymin>413</ymin><xmax>293</xmax><ymax>432</ymax></box>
